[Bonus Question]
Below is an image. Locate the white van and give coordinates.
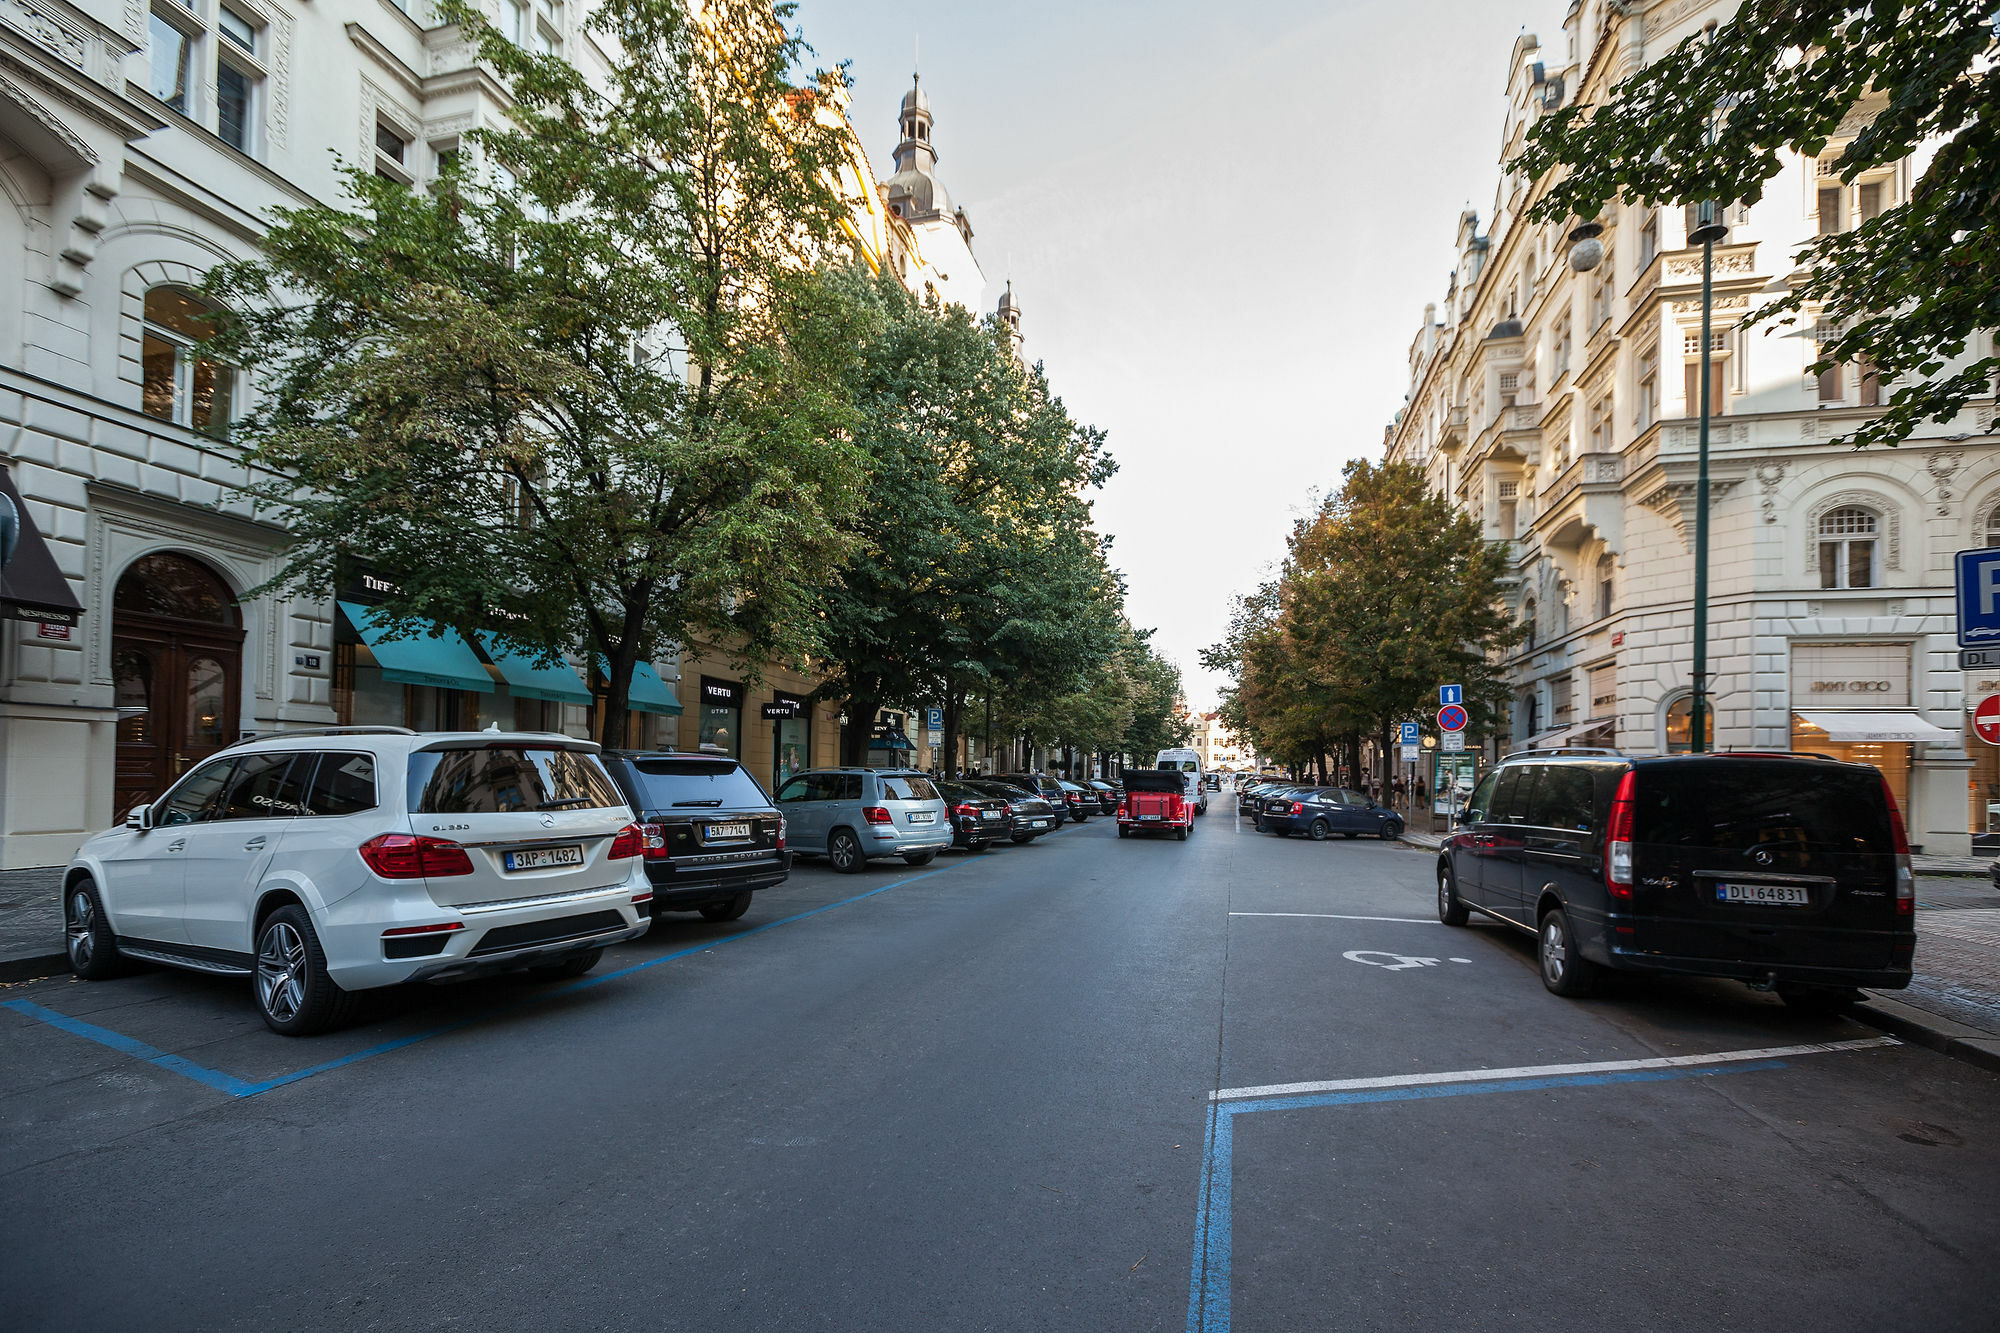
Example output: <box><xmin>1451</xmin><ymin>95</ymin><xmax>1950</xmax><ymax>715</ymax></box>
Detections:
<box><xmin>1154</xmin><ymin>748</ymin><xmax>1207</xmax><ymax>815</ymax></box>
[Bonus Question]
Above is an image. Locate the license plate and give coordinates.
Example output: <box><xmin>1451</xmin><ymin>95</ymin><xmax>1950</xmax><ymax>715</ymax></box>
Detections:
<box><xmin>980</xmin><ymin>810</ymin><xmax>1001</xmax><ymax>820</ymax></box>
<box><xmin>1141</xmin><ymin>814</ymin><xmax>1161</xmax><ymax>821</ymax></box>
<box><xmin>504</xmin><ymin>844</ymin><xmax>584</xmax><ymax>871</ymax></box>
<box><xmin>1716</xmin><ymin>882</ymin><xmax>1811</xmax><ymax>907</ymax></box>
<box><xmin>907</xmin><ymin>811</ymin><xmax>934</xmax><ymax>824</ymax></box>
<box><xmin>1031</xmin><ymin>820</ymin><xmax>1048</xmax><ymax>828</ymax></box>
<box><xmin>704</xmin><ymin>822</ymin><xmax>751</xmax><ymax>842</ymax></box>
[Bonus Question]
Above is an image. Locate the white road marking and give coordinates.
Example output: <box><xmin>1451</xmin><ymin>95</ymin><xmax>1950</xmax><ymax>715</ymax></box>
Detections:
<box><xmin>1344</xmin><ymin>950</ymin><xmax>1440</xmax><ymax>970</ymax></box>
<box><xmin>1229</xmin><ymin>912</ymin><xmax>1439</xmax><ymax>924</ymax></box>
<box><xmin>1209</xmin><ymin>1036</ymin><xmax>1900</xmax><ymax>1102</ymax></box>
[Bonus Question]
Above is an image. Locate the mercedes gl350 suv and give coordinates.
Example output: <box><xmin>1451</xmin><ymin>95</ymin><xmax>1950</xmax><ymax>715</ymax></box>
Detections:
<box><xmin>62</xmin><ymin>727</ymin><xmax>654</xmax><ymax>1034</ymax></box>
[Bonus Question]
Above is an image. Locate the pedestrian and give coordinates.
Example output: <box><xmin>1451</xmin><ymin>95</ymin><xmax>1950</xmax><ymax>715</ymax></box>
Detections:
<box><xmin>1416</xmin><ymin>777</ymin><xmax>1427</xmax><ymax>805</ymax></box>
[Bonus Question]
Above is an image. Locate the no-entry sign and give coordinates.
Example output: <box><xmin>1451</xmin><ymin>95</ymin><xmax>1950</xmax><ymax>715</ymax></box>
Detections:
<box><xmin>1437</xmin><ymin>703</ymin><xmax>1468</xmax><ymax>733</ymax></box>
<box><xmin>1974</xmin><ymin>694</ymin><xmax>2000</xmax><ymax>746</ymax></box>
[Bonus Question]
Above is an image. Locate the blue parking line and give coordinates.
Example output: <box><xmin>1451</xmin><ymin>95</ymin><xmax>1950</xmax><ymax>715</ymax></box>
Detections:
<box><xmin>1183</xmin><ymin>1059</ymin><xmax>1789</xmax><ymax>1333</ymax></box>
<box><xmin>3</xmin><ymin>862</ymin><xmax>963</xmax><ymax>1100</ymax></box>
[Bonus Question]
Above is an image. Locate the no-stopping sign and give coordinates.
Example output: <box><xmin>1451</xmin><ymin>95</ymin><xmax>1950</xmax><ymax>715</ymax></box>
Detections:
<box><xmin>1437</xmin><ymin>703</ymin><xmax>1468</xmax><ymax>732</ymax></box>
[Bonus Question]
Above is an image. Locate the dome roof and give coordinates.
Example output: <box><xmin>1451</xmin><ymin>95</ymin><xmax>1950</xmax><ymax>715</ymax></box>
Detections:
<box><xmin>886</xmin><ymin>166</ymin><xmax>951</xmax><ymax>219</ymax></box>
<box><xmin>900</xmin><ymin>76</ymin><xmax>930</xmax><ymax>116</ymax></box>
<box><xmin>1486</xmin><ymin>318</ymin><xmax>1525</xmax><ymax>340</ymax></box>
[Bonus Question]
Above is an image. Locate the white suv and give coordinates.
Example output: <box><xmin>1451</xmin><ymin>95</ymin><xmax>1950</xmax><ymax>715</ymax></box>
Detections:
<box><xmin>63</xmin><ymin>727</ymin><xmax>654</xmax><ymax>1035</ymax></box>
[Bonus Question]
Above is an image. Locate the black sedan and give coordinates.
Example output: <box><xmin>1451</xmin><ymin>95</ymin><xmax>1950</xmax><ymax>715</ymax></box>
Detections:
<box><xmin>1055</xmin><ymin>780</ymin><xmax>1096</xmax><ymax>821</ymax></box>
<box><xmin>1261</xmin><ymin>786</ymin><xmax>1404</xmax><ymax>841</ymax></box>
<box><xmin>968</xmin><ymin>781</ymin><xmax>1061</xmax><ymax>842</ymax></box>
<box><xmin>1085</xmin><ymin>779</ymin><xmax>1120</xmax><ymax>814</ymax></box>
<box><xmin>936</xmin><ymin>780</ymin><xmax>1013</xmax><ymax>852</ymax></box>
<box><xmin>998</xmin><ymin>774</ymin><xmax>1070</xmax><ymax>827</ymax></box>
<box><xmin>1239</xmin><ymin>781</ymin><xmax>1294</xmax><ymax>818</ymax></box>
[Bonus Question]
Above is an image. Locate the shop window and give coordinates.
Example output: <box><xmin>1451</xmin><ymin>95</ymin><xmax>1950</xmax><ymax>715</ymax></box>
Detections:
<box><xmin>141</xmin><ymin>286</ymin><xmax>234</xmax><ymax>437</ymax></box>
<box><xmin>1817</xmin><ymin>507</ymin><xmax>1878</xmax><ymax>589</ymax></box>
<box><xmin>699</xmin><ymin>677</ymin><xmax>743</xmax><ymax>758</ymax></box>
<box><xmin>1663</xmin><ymin>694</ymin><xmax>1713</xmax><ymax>753</ymax></box>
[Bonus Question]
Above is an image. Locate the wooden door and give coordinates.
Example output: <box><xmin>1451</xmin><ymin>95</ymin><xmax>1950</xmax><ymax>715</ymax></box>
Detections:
<box><xmin>111</xmin><ymin>554</ymin><xmax>244</xmax><ymax>816</ymax></box>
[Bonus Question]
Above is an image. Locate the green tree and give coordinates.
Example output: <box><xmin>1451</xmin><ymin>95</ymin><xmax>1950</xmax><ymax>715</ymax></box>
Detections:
<box><xmin>205</xmin><ymin>0</ymin><xmax>866</xmax><ymax>743</ymax></box>
<box><xmin>1117</xmin><ymin>630</ymin><xmax>1193</xmax><ymax>761</ymax></box>
<box><xmin>1516</xmin><ymin>1</ymin><xmax>1999</xmax><ymax>449</ymax></box>
<box><xmin>810</xmin><ymin>270</ymin><xmax>1118</xmax><ymax>766</ymax></box>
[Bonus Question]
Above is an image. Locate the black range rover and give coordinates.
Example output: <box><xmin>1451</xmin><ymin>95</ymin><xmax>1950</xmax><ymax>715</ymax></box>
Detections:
<box><xmin>600</xmin><ymin>752</ymin><xmax>789</xmax><ymax>922</ymax></box>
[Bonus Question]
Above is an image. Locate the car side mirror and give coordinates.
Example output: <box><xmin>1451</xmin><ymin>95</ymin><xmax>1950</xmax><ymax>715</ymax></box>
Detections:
<box><xmin>125</xmin><ymin>803</ymin><xmax>155</xmax><ymax>831</ymax></box>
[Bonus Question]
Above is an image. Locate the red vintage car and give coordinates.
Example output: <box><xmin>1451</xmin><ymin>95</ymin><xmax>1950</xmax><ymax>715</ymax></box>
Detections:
<box><xmin>1116</xmin><ymin>770</ymin><xmax>1192</xmax><ymax>841</ymax></box>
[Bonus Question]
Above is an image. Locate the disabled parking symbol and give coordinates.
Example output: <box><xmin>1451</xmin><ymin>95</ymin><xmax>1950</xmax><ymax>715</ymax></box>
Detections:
<box><xmin>1343</xmin><ymin>950</ymin><xmax>1473</xmax><ymax>970</ymax></box>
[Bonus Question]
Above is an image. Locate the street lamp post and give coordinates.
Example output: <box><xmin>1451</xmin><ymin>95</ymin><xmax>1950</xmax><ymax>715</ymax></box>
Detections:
<box><xmin>1688</xmin><ymin>200</ymin><xmax>1728</xmax><ymax>753</ymax></box>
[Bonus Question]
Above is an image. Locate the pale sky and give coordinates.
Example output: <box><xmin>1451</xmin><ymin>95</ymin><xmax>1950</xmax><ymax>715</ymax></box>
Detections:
<box><xmin>793</xmin><ymin>0</ymin><xmax>1567</xmax><ymax>711</ymax></box>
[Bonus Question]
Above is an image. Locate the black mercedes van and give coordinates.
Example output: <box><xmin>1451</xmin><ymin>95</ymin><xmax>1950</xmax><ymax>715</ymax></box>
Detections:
<box><xmin>1436</xmin><ymin>752</ymin><xmax>1915</xmax><ymax>1012</ymax></box>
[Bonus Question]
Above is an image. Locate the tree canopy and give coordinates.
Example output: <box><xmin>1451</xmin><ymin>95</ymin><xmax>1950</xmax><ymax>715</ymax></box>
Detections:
<box><xmin>205</xmin><ymin>0</ymin><xmax>866</xmax><ymax>742</ymax></box>
<box><xmin>1516</xmin><ymin>0</ymin><xmax>1999</xmax><ymax>449</ymax></box>
<box><xmin>1206</xmin><ymin>462</ymin><xmax>1518</xmax><ymax>782</ymax></box>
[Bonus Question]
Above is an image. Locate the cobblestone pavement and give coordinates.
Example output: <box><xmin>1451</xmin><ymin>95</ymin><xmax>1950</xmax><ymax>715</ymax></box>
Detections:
<box><xmin>1900</xmin><ymin>878</ymin><xmax>2000</xmax><ymax>1037</ymax></box>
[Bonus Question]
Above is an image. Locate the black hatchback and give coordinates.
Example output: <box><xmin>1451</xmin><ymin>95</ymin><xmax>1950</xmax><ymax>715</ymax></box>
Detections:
<box><xmin>600</xmin><ymin>752</ymin><xmax>789</xmax><ymax>922</ymax></box>
<box><xmin>1436</xmin><ymin>752</ymin><xmax>1915</xmax><ymax>1012</ymax></box>
<box><xmin>936</xmin><ymin>779</ymin><xmax>1012</xmax><ymax>852</ymax></box>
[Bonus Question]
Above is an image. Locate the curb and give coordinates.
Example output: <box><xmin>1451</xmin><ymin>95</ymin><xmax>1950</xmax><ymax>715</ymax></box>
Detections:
<box><xmin>0</xmin><ymin>953</ymin><xmax>71</xmax><ymax>985</ymax></box>
<box><xmin>1852</xmin><ymin>993</ymin><xmax>2000</xmax><ymax>1075</ymax></box>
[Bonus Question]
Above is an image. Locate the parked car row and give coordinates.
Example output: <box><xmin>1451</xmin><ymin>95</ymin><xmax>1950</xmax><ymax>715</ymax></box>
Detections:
<box><xmin>1235</xmin><ymin>780</ymin><xmax>1405</xmax><ymax>842</ymax></box>
<box><xmin>62</xmin><ymin>725</ymin><xmax>1111</xmax><ymax>1039</ymax></box>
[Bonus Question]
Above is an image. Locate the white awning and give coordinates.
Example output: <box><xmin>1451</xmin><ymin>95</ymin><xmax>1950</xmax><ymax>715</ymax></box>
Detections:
<box><xmin>1523</xmin><ymin>718</ymin><xmax>1616</xmax><ymax>751</ymax></box>
<box><xmin>1794</xmin><ymin>711</ymin><xmax>1959</xmax><ymax>745</ymax></box>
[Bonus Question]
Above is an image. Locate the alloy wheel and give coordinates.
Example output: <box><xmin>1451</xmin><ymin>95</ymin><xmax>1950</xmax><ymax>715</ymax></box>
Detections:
<box><xmin>257</xmin><ymin>921</ymin><xmax>308</xmax><ymax>1024</ymax></box>
<box><xmin>1541</xmin><ymin>915</ymin><xmax>1567</xmax><ymax>986</ymax></box>
<box><xmin>1438</xmin><ymin>873</ymin><xmax>1450</xmax><ymax>917</ymax></box>
<box><xmin>66</xmin><ymin>889</ymin><xmax>95</xmax><ymax>969</ymax></box>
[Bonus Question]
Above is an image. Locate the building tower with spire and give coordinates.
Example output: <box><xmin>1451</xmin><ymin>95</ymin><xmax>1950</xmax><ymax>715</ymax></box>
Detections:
<box><xmin>996</xmin><ymin>281</ymin><xmax>1023</xmax><ymax>360</ymax></box>
<box><xmin>884</xmin><ymin>75</ymin><xmax>985</xmax><ymax>312</ymax></box>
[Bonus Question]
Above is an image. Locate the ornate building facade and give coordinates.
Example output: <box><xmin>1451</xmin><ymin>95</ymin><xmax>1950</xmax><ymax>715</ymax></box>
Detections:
<box><xmin>1382</xmin><ymin>0</ymin><xmax>2000</xmax><ymax>855</ymax></box>
<box><xmin>0</xmin><ymin>0</ymin><xmax>1012</xmax><ymax>864</ymax></box>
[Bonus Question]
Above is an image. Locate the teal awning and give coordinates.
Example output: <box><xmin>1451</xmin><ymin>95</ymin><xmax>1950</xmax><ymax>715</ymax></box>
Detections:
<box><xmin>596</xmin><ymin>656</ymin><xmax>683</xmax><ymax>715</ymax></box>
<box><xmin>476</xmin><ymin>632</ymin><xmax>593</xmax><ymax>705</ymax></box>
<box><xmin>339</xmin><ymin>602</ymin><xmax>493</xmax><ymax>693</ymax></box>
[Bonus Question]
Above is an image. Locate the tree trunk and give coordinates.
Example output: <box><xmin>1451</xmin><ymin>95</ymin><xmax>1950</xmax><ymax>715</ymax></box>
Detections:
<box><xmin>598</xmin><ymin>636</ymin><xmax>640</xmax><ymax>748</ymax></box>
<box><xmin>940</xmin><ymin>686</ymin><xmax>962</xmax><ymax>778</ymax></box>
<box><xmin>840</xmin><ymin>695</ymin><xmax>879</xmax><ymax>766</ymax></box>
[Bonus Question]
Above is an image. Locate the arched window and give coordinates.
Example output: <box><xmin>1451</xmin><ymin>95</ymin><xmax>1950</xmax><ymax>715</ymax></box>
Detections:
<box><xmin>1522</xmin><ymin>598</ymin><xmax>1537</xmax><ymax>651</ymax></box>
<box><xmin>1817</xmin><ymin>506</ymin><xmax>1878</xmax><ymax>589</ymax></box>
<box><xmin>1663</xmin><ymin>694</ymin><xmax>1713</xmax><ymax>754</ymax></box>
<box><xmin>140</xmin><ymin>286</ymin><xmax>234</xmax><ymax>437</ymax></box>
<box><xmin>113</xmin><ymin>552</ymin><xmax>237</xmax><ymax>623</ymax></box>
<box><xmin>1983</xmin><ymin>502</ymin><xmax>2000</xmax><ymax>550</ymax></box>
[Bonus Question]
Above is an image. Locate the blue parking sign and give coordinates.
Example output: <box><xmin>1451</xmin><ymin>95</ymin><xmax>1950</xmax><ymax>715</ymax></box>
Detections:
<box><xmin>1439</xmin><ymin>684</ymin><xmax>1462</xmax><ymax>706</ymax></box>
<box><xmin>1399</xmin><ymin>722</ymin><xmax>1420</xmax><ymax>746</ymax></box>
<box><xmin>1956</xmin><ymin>549</ymin><xmax>2000</xmax><ymax>648</ymax></box>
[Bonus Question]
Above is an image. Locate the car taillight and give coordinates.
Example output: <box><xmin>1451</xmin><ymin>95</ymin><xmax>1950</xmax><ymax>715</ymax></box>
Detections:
<box><xmin>637</xmin><ymin>822</ymin><xmax>672</xmax><ymax>860</ymax></box>
<box><xmin>1290</xmin><ymin>801</ymin><xmax>1304</xmax><ymax>815</ymax></box>
<box><xmin>1881</xmin><ymin>774</ymin><xmax>1914</xmax><ymax>915</ymax></box>
<box><xmin>863</xmin><ymin>805</ymin><xmax>892</xmax><ymax>825</ymax></box>
<box><xmin>1604</xmin><ymin>769</ymin><xmax>1636</xmax><ymax>898</ymax></box>
<box><xmin>360</xmin><ymin>833</ymin><xmax>475</xmax><ymax>879</ymax></box>
<box><xmin>608</xmin><ymin>823</ymin><xmax>644</xmax><ymax>860</ymax></box>
<box><xmin>775</xmin><ymin>814</ymin><xmax>786</xmax><ymax>851</ymax></box>
<box><xmin>955</xmin><ymin>803</ymin><xmax>979</xmax><ymax>819</ymax></box>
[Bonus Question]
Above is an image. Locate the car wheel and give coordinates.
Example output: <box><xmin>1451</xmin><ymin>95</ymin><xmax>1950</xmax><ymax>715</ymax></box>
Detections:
<box><xmin>1010</xmin><ymin>833</ymin><xmax>1033</xmax><ymax>844</ymax></box>
<box><xmin>1537</xmin><ymin>905</ymin><xmax>1598</xmax><ymax>998</ymax></box>
<box><xmin>1777</xmin><ymin>984</ymin><xmax>1860</xmax><ymax>1016</ymax></box>
<box><xmin>1174</xmin><ymin>827</ymin><xmax>1188</xmax><ymax>841</ymax></box>
<box><xmin>828</xmin><ymin>829</ymin><xmax>865</xmax><ymax>874</ymax></box>
<box><xmin>64</xmin><ymin>878</ymin><xmax>129</xmax><ymax>980</ymax></box>
<box><xmin>254</xmin><ymin>904</ymin><xmax>358</xmax><ymax>1037</ymax></box>
<box><xmin>1437</xmin><ymin>866</ymin><xmax>1470</xmax><ymax>926</ymax></box>
<box><xmin>698</xmin><ymin>891</ymin><xmax>752</xmax><ymax>922</ymax></box>
<box><xmin>1380</xmin><ymin>819</ymin><xmax>1403</xmax><ymax>841</ymax></box>
<box><xmin>529</xmin><ymin>947</ymin><xmax>604</xmax><ymax>980</ymax></box>
<box><xmin>1308</xmin><ymin>819</ymin><xmax>1330</xmax><ymax>841</ymax></box>
<box><xmin>1116</xmin><ymin>825</ymin><xmax>1131</xmax><ymax>838</ymax></box>
<box><xmin>902</xmin><ymin>850</ymin><xmax>938</xmax><ymax>866</ymax></box>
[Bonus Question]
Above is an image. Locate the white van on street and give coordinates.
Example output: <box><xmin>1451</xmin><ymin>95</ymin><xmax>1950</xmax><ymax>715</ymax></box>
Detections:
<box><xmin>1154</xmin><ymin>748</ymin><xmax>1207</xmax><ymax>815</ymax></box>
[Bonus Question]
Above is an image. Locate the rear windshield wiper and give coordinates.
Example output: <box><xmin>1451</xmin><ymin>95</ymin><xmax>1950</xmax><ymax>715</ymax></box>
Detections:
<box><xmin>671</xmin><ymin>798</ymin><xmax>725</xmax><ymax>807</ymax></box>
<box><xmin>536</xmin><ymin>796</ymin><xmax>595</xmax><ymax>810</ymax></box>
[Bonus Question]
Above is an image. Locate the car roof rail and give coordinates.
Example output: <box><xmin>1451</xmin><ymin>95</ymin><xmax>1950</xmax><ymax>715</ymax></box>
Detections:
<box><xmin>1502</xmin><ymin>746</ymin><xmax>1625</xmax><ymax>760</ymax></box>
<box><xmin>221</xmin><ymin>725</ymin><xmax>418</xmax><ymax>751</ymax></box>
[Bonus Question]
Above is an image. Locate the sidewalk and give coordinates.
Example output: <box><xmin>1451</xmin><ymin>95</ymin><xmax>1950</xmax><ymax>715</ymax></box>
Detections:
<box><xmin>1395</xmin><ymin>829</ymin><xmax>2000</xmax><ymax>1068</ymax></box>
<box><xmin>0</xmin><ymin>867</ymin><xmax>65</xmax><ymax>983</ymax></box>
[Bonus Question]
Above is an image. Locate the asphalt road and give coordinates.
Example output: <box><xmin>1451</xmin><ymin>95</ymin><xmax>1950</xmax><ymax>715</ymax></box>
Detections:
<box><xmin>3</xmin><ymin>807</ymin><xmax>1998</xmax><ymax>1332</ymax></box>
